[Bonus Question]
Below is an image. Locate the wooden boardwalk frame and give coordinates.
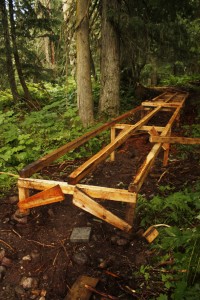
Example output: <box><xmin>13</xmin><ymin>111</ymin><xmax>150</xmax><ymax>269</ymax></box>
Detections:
<box><xmin>18</xmin><ymin>89</ymin><xmax>197</xmax><ymax>232</ymax></box>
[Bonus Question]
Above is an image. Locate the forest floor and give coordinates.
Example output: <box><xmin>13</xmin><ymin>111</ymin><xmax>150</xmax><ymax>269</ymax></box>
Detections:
<box><xmin>0</xmin><ymin>88</ymin><xmax>199</xmax><ymax>300</ymax></box>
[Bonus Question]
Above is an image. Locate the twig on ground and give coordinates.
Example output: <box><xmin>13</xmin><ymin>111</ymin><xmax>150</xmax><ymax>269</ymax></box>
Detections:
<box><xmin>26</xmin><ymin>239</ymin><xmax>55</xmax><ymax>248</ymax></box>
<box><xmin>12</xmin><ymin>229</ymin><xmax>22</xmax><ymax>238</ymax></box>
<box><xmin>85</xmin><ymin>285</ymin><xmax>119</xmax><ymax>300</ymax></box>
<box><xmin>0</xmin><ymin>239</ymin><xmax>15</xmax><ymax>252</ymax></box>
<box><xmin>53</xmin><ymin>250</ymin><xmax>60</xmax><ymax>266</ymax></box>
<box><xmin>157</xmin><ymin>170</ymin><xmax>168</xmax><ymax>183</ymax></box>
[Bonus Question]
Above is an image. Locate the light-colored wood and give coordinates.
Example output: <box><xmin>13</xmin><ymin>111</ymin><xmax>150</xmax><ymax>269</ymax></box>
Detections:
<box><xmin>114</xmin><ymin>124</ymin><xmax>165</xmax><ymax>132</ymax></box>
<box><xmin>18</xmin><ymin>178</ymin><xmax>137</xmax><ymax>203</ymax></box>
<box><xmin>73</xmin><ymin>187</ymin><xmax>132</xmax><ymax>232</ymax></box>
<box><xmin>142</xmin><ymin>101</ymin><xmax>183</xmax><ymax>107</ymax></box>
<box><xmin>19</xmin><ymin>106</ymin><xmax>142</xmax><ymax>178</ymax></box>
<box><xmin>129</xmin><ymin>106</ymin><xmax>182</xmax><ymax>193</ymax></box>
<box><xmin>68</xmin><ymin>106</ymin><xmax>163</xmax><ymax>184</ymax></box>
<box><xmin>64</xmin><ymin>275</ymin><xmax>99</xmax><ymax>300</ymax></box>
<box><xmin>150</xmin><ymin>136</ymin><xmax>200</xmax><ymax>145</ymax></box>
<box><xmin>110</xmin><ymin>127</ymin><xmax>116</xmax><ymax>161</ymax></box>
<box><xmin>142</xmin><ymin>226</ymin><xmax>159</xmax><ymax>243</ymax></box>
<box><xmin>18</xmin><ymin>187</ymin><xmax>30</xmax><ymax>214</ymax></box>
<box><xmin>18</xmin><ymin>185</ymin><xmax>64</xmax><ymax>209</ymax></box>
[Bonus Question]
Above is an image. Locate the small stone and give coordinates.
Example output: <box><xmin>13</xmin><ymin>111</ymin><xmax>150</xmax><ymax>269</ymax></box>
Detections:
<box><xmin>12</xmin><ymin>213</ymin><xmax>28</xmax><ymax>224</ymax></box>
<box><xmin>31</xmin><ymin>250</ymin><xmax>40</xmax><ymax>260</ymax></box>
<box><xmin>116</xmin><ymin>238</ymin><xmax>129</xmax><ymax>246</ymax></box>
<box><xmin>0</xmin><ymin>248</ymin><xmax>6</xmax><ymax>261</ymax></box>
<box><xmin>22</xmin><ymin>255</ymin><xmax>32</xmax><ymax>261</ymax></box>
<box><xmin>14</xmin><ymin>209</ymin><xmax>30</xmax><ymax>217</ymax></box>
<box><xmin>1</xmin><ymin>257</ymin><xmax>12</xmax><ymax>267</ymax></box>
<box><xmin>9</xmin><ymin>195</ymin><xmax>19</xmax><ymax>204</ymax></box>
<box><xmin>70</xmin><ymin>227</ymin><xmax>91</xmax><ymax>243</ymax></box>
<box><xmin>20</xmin><ymin>276</ymin><xmax>38</xmax><ymax>290</ymax></box>
<box><xmin>72</xmin><ymin>252</ymin><xmax>88</xmax><ymax>265</ymax></box>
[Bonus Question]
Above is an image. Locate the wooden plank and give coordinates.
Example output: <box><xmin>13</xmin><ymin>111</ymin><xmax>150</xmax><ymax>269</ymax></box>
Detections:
<box><xmin>17</xmin><ymin>178</ymin><xmax>137</xmax><ymax>203</ymax></box>
<box><xmin>19</xmin><ymin>106</ymin><xmax>142</xmax><ymax>178</ymax></box>
<box><xmin>18</xmin><ymin>185</ymin><xmax>64</xmax><ymax>209</ymax></box>
<box><xmin>73</xmin><ymin>187</ymin><xmax>132</xmax><ymax>232</ymax></box>
<box><xmin>64</xmin><ymin>275</ymin><xmax>99</xmax><ymax>300</ymax></box>
<box><xmin>129</xmin><ymin>106</ymin><xmax>182</xmax><ymax>193</ymax></box>
<box><xmin>142</xmin><ymin>101</ymin><xmax>183</xmax><ymax>108</ymax></box>
<box><xmin>68</xmin><ymin>106</ymin><xmax>162</xmax><ymax>185</ymax></box>
<box><xmin>150</xmin><ymin>136</ymin><xmax>200</xmax><ymax>145</ymax></box>
<box><xmin>110</xmin><ymin>127</ymin><xmax>116</xmax><ymax>161</ymax></box>
<box><xmin>113</xmin><ymin>124</ymin><xmax>165</xmax><ymax>132</ymax></box>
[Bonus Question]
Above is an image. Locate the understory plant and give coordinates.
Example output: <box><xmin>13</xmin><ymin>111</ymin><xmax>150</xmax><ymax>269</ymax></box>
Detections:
<box><xmin>136</xmin><ymin>182</ymin><xmax>200</xmax><ymax>299</ymax></box>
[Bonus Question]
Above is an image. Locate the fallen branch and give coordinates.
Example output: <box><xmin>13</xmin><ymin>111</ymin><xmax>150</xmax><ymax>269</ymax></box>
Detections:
<box><xmin>85</xmin><ymin>285</ymin><xmax>118</xmax><ymax>300</ymax></box>
<box><xmin>0</xmin><ymin>239</ymin><xmax>15</xmax><ymax>252</ymax></box>
<box><xmin>26</xmin><ymin>239</ymin><xmax>55</xmax><ymax>248</ymax></box>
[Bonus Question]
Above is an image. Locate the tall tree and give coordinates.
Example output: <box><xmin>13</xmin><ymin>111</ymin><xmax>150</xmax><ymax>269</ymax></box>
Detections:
<box><xmin>99</xmin><ymin>0</ymin><xmax>120</xmax><ymax>117</ymax></box>
<box><xmin>8</xmin><ymin>0</ymin><xmax>32</xmax><ymax>103</ymax></box>
<box><xmin>76</xmin><ymin>0</ymin><xmax>94</xmax><ymax>127</ymax></box>
<box><xmin>0</xmin><ymin>0</ymin><xmax>19</xmax><ymax>101</ymax></box>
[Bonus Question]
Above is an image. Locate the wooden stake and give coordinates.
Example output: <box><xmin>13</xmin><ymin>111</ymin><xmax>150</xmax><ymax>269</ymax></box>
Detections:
<box><xmin>110</xmin><ymin>127</ymin><xmax>116</xmax><ymax>161</ymax></box>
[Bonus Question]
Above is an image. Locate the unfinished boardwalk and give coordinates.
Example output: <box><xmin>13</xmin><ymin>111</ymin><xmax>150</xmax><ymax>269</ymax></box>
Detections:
<box><xmin>18</xmin><ymin>89</ymin><xmax>199</xmax><ymax>232</ymax></box>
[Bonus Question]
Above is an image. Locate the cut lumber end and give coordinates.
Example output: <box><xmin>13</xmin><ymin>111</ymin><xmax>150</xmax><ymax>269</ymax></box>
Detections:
<box><xmin>142</xmin><ymin>226</ymin><xmax>159</xmax><ymax>243</ymax></box>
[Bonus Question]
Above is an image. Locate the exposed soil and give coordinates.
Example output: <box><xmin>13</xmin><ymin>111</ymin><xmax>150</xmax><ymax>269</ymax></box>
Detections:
<box><xmin>0</xmin><ymin>90</ymin><xmax>199</xmax><ymax>300</ymax></box>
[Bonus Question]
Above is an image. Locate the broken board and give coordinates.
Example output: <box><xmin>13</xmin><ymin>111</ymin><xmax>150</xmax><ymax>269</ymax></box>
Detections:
<box><xmin>64</xmin><ymin>275</ymin><xmax>99</xmax><ymax>300</ymax></box>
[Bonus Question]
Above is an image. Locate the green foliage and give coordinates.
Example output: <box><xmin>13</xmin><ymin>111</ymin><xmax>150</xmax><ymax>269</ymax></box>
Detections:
<box><xmin>0</xmin><ymin>83</ymin><xmax>110</xmax><ymax>192</ymax></box>
<box><xmin>137</xmin><ymin>183</ymin><xmax>200</xmax><ymax>228</ymax></box>
<box><xmin>136</xmin><ymin>183</ymin><xmax>200</xmax><ymax>299</ymax></box>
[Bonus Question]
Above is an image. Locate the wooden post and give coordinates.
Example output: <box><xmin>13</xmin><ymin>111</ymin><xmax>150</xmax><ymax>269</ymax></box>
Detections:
<box><xmin>163</xmin><ymin>129</ymin><xmax>171</xmax><ymax>167</ymax></box>
<box><xmin>110</xmin><ymin>127</ymin><xmax>116</xmax><ymax>161</ymax></box>
<box><xmin>18</xmin><ymin>186</ymin><xmax>30</xmax><ymax>214</ymax></box>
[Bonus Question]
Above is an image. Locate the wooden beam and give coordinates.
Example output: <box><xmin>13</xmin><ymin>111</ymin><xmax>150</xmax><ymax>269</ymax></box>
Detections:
<box><xmin>129</xmin><ymin>106</ymin><xmax>182</xmax><ymax>193</ymax></box>
<box><xmin>19</xmin><ymin>106</ymin><xmax>142</xmax><ymax>178</ymax></box>
<box><xmin>142</xmin><ymin>101</ymin><xmax>183</xmax><ymax>108</ymax></box>
<box><xmin>68</xmin><ymin>106</ymin><xmax>162</xmax><ymax>184</ymax></box>
<box><xmin>113</xmin><ymin>124</ymin><xmax>165</xmax><ymax>132</ymax></box>
<box><xmin>150</xmin><ymin>136</ymin><xmax>200</xmax><ymax>145</ymax></box>
<box><xmin>73</xmin><ymin>187</ymin><xmax>132</xmax><ymax>232</ymax></box>
<box><xmin>18</xmin><ymin>185</ymin><xmax>64</xmax><ymax>209</ymax></box>
<box><xmin>17</xmin><ymin>178</ymin><xmax>137</xmax><ymax>203</ymax></box>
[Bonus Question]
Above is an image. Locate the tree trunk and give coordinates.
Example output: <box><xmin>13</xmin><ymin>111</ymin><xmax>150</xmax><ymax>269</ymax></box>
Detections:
<box><xmin>8</xmin><ymin>0</ymin><xmax>32</xmax><ymax>102</ymax></box>
<box><xmin>76</xmin><ymin>0</ymin><xmax>94</xmax><ymax>127</ymax></box>
<box><xmin>99</xmin><ymin>0</ymin><xmax>120</xmax><ymax>117</ymax></box>
<box><xmin>0</xmin><ymin>0</ymin><xmax>19</xmax><ymax>101</ymax></box>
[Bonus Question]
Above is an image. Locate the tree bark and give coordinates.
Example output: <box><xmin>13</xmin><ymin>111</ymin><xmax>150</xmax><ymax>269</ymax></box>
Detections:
<box><xmin>8</xmin><ymin>0</ymin><xmax>32</xmax><ymax>102</ymax></box>
<box><xmin>76</xmin><ymin>0</ymin><xmax>94</xmax><ymax>127</ymax></box>
<box><xmin>99</xmin><ymin>0</ymin><xmax>120</xmax><ymax>117</ymax></box>
<box><xmin>0</xmin><ymin>0</ymin><xmax>19</xmax><ymax>101</ymax></box>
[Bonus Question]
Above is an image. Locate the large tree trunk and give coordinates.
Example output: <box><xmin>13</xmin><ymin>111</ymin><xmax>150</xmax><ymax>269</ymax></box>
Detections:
<box><xmin>76</xmin><ymin>0</ymin><xmax>94</xmax><ymax>127</ymax></box>
<box><xmin>0</xmin><ymin>0</ymin><xmax>19</xmax><ymax>102</ymax></box>
<box><xmin>8</xmin><ymin>0</ymin><xmax>32</xmax><ymax>102</ymax></box>
<box><xmin>99</xmin><ymin>0</ymin><xmax>120</xmax><ymax>117</ymax></box>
